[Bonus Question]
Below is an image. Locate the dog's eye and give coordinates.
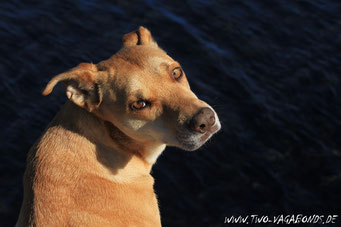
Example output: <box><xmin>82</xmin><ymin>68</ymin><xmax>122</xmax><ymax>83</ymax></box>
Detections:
<box><xmin>172</xmin><ymin>67</ymin><xmax>183</xmax><ymax>80</ymax></box>
<box><xmin>131</xmin><ymin>100</ymin><xmax>148</xmax><ymax>110</ymax></box>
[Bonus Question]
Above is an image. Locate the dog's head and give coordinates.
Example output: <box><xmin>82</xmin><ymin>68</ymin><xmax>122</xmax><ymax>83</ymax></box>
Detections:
<box><xmin>43</xmin><ymin>26</ymin><xmax>221</xmax><ymax>152</ymax></box>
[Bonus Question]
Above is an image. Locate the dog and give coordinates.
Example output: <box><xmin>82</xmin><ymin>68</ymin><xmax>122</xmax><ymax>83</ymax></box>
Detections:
<box><xmin>16</xmin><ymin>26</ymin><xmax>221</xmax><ymax>227</ymax></box>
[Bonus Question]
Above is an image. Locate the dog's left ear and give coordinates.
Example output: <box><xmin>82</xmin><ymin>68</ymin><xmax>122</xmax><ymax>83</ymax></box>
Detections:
<box><xmin>122</xmin><ymin>26</ymin><xmax>158</xmax><ymax>48</ymax></box>
<box><xmin>42</xmin><ymin>63</ymin><xmax>105</xmax><ymax>112</ymax></box>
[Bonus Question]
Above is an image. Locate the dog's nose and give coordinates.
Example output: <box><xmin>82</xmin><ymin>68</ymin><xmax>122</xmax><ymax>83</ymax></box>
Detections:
<box><xmin>189</xmin><ymin>107</ymin><xmax>216</xmax><ymax>133</ymax></box>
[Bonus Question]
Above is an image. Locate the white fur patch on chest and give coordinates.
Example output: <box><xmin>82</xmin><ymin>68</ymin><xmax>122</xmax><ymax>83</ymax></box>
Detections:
<box><xmin>143</xmin><ymin>144</ymin><xmax>166</xmax><ymax>164</ymax></box>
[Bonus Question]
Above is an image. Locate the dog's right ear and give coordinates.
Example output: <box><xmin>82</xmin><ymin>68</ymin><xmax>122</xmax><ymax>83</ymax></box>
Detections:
<box><xmin>42</xmin><ymin>63</ymin><xmax>104</xmax><ymax>112</ymax></box>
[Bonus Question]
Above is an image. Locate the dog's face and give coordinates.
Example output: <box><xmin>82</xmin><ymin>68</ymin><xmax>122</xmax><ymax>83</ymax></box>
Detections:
<box><xmin>43</xmin><ymin>27</ymin><xmax>220</xmax><ymax>151</ymax></box>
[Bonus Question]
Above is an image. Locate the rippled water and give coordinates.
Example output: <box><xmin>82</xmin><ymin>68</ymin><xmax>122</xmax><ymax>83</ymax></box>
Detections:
<box><xmin>1</xmin><ymin>0</ymin><xmax>341</xmax><ymax>226</ymax></box>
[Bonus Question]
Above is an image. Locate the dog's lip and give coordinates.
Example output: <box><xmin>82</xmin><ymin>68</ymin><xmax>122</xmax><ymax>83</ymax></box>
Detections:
<box><xmin>200</xmin><ymin>122</ymin><xmax>221</xmax><ymax>142</ymax></box>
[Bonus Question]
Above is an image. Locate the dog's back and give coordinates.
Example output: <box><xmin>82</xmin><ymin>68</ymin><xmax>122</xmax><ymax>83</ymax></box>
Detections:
<box><xmin>16</xmin><ymin>102</ymin><xmax>161</xmax><ymax>227</ymax></box>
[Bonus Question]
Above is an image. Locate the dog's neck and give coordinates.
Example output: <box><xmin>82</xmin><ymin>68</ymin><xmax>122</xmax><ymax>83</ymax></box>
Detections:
<box><xmin>103</xmin><ymin>121</ymin><xmax>166</xmax><ymax>164</ymax></box>
<box><xmin>53</xmin><ymin>102</ymin><xmax>165</xmax><ymax>175</ymax></box>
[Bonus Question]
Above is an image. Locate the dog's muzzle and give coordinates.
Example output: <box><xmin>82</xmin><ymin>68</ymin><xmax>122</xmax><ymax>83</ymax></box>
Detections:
<box><xmin>188</xmin><ymin>107</ymin><xmax>216</xmax><ymax>134</ymax></box>
<box><xmin>174</xmin><ymin>107</ymin><xmax>221</xmax><ymax>151</ymax></box>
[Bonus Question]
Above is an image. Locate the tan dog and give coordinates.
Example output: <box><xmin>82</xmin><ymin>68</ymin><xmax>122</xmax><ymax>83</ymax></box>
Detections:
<box><xmin>16</xmin><ymin>26</ymin><xmax>221</xmax><ymax>227</ymax></box>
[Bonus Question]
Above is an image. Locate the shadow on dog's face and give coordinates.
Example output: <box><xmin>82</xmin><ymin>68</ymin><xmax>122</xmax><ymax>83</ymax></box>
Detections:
<box><xmin>43</xmin><ymin>27</ymin><xmax>221</xmax><ymax>151</ymax></box>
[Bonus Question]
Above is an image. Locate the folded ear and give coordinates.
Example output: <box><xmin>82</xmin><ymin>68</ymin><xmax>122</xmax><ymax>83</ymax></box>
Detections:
<box><xmin>42</xmin><ymin>63</ymin><xmax>104</xmax><ymax>112</ymax></box>
<box><xmin>122</xmin><ymin>26</ymin><xmax>158</xmax><ymax>48</ymax></box>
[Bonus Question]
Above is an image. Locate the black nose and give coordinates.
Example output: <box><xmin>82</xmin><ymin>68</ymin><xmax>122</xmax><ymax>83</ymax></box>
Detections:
<box><xmin>189</xmin><ymin>107</ymin><xmax>216</xmax><ymax>133</ymax></box>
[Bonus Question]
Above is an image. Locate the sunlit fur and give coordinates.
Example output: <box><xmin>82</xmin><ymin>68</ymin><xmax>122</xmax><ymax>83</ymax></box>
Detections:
<box><xmin>16</xmin><ymin>26</ymin><xmax>220</xmax><ymax>227</ymax></box>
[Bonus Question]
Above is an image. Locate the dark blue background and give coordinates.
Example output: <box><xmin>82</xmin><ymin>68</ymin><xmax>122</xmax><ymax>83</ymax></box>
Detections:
<box><xmin>1</xmin><ymin>0</ymin><xmax>341</xmax><ymax>226</ymax></box>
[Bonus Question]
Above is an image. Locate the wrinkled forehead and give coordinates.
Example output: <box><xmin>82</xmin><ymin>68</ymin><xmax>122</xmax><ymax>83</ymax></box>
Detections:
<box><xmin>112</xmin><ymin>46</ymin><xmax>179</xmax><ymax>89</ymax></box>
<box><xmin>116</xmin><ymin>46</ymin><xmax>176</xmax><ymax>71</ymax></box>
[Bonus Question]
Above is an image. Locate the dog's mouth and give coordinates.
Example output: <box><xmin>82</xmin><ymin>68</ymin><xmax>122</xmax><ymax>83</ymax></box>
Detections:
<box><xmin>174</xmin><ymin>119</ymin><xmax>221</xmax><ymax>151</ymax></box>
